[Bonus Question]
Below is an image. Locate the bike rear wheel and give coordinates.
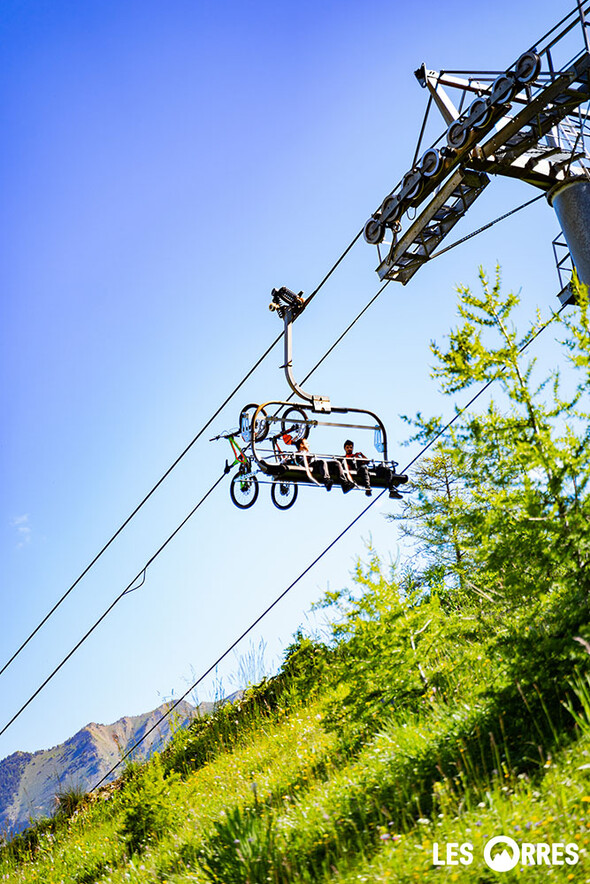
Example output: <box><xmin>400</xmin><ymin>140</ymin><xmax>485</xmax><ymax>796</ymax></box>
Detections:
<box><xmin>271</xmin><ymin>481</ymin><xmax>298</xmax><ymax>510</ymax></box>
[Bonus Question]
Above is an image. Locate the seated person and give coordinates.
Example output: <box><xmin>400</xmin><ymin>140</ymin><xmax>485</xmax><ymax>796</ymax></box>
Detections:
<box><xmin>295</xmin><ymin>438</ymin><xmax>354</xmax><ymax>493</ymax></box>
<box><xmin>343</xmin><ymin>439</ymin><xmax>371</xmax><ymax>495</ymax></box>
<box><xmin>343</xmin><ymin>439</ymin><xmax>403</xmax><ymax>499</ymax></box>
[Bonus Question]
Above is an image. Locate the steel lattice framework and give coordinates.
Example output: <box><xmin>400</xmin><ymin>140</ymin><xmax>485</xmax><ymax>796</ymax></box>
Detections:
<box><xmin>364</xmin><ymin>2</ymin><xmax>590</xmax><ymax>303</ymax></box>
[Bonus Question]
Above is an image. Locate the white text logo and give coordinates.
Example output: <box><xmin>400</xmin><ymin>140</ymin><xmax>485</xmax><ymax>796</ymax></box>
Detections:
<box><xmin>432</xmin><ymin>836</ymin><xmax>579</xmax><ymax>871</ymax></box>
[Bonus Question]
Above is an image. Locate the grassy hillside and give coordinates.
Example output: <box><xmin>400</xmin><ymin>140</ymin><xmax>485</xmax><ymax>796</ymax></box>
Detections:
<box><xmin>1</xmin><ymin>639</ymin><xmax>590</xmax><ymax>883</ymax></box>
<box><xmin>2</xmin><ymin>273</ymin><xmax>590</xmax><ymax>882</ymax></box>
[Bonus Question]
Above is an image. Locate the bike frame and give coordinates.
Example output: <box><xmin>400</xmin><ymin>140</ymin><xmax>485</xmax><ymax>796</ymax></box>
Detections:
<box><xmin>224</xmin><ymin>433</ymin><xmax>253</xmax><ymax>474</ymax></box>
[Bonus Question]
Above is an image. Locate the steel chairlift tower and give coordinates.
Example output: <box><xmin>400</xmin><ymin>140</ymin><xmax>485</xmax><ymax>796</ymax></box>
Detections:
<box><xmin>363</xmin><ymin>2</ymin><xmax>590</xmax><ymax>305</ymax></box>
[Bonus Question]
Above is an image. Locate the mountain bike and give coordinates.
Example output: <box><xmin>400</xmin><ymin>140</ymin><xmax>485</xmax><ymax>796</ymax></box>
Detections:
<box><xmin>211</xmin><ymin>431</ymin><xmax>259</xmax><ymax>509</ymax></box>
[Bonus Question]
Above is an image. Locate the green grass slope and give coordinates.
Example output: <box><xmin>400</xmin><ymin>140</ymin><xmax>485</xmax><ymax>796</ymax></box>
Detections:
<box><xmin>1</xmin><ymin>634</ymin><xmax>590</xmax><ymax>883</ymax></box>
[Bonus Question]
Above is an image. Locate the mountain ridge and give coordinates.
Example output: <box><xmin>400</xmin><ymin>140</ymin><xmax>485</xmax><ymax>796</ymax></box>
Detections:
<box><xmin>0</xmin><ymin>699</ymin><xmax>208</xmax><ymax>837</ymax></box>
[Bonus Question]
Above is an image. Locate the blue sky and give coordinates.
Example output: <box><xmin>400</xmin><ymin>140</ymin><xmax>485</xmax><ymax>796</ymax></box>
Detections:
<box><xmin>0</xmin><ymin>0</ymin><xmax>580</xmax><ymax>759</ymax></box>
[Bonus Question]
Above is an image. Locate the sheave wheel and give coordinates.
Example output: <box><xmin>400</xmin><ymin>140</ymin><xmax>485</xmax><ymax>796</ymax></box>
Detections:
<box><xmin>281</xmin><ymin>406</ymin><xmax>310</xmax><ymax>443</ymax></box>
<box><xmin>271</xmin><ymin>481</ymin><xmax>298</xmax><ymax>510</ymax></box>
<box><xmin>490</xmin><ymin>74</ymin><xmax>516</xmax><ymax>106</ymax></box>
<box><xmin>446</xmin><ymin>120</ymin><xmax>468</xmax><ymax>150</ymax></box>
<box><xmin>239</xmin><ymin>404</ymin><xmax>269</xmax><ymax>443</ymax></box>
<box><xmin>467</xmin><ymin>97</ymin><xmax>493</xmax><ymax>130</ymax></box>
<box><xmin>420</xmin><ymin>148</ymin><xmax>442</xmax><ymax>178</ymax></box>
<box><xmin>363</xmin><ymin>217</ymin><xmax>385</xmax><ymax>245</ymax></box>
<box><xmin>515</xmin><ymin>50</ymin><xmax>541</xmax><ymax>84</ymax></box>
<box><xmin>230</xmin><ymin>473</ymin><xmax>259</xmax><ymax>509</ymax></box>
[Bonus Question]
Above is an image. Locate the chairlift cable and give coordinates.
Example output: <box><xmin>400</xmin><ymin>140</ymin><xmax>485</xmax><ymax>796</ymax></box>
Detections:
<box><xmin>0</xmin><ymin>237</ymin><xmax>373</xmax><ymax>735</ymax></box>
<box><xmin>89</xmin><ymin>299</ymin><xmax>567</xmax><ymax>793</ymax></box>
<box><xmin>292</xmin><ymin>194</ymin><xmax>544</xmax><ymax>393</ymax></box>
<box><xmin>303</xmin><ymin>229</ymin><xmax>363</xmax><ymax>309</ymax></box>
<box><xmin>0</xmin><ymin>336</ymin><xmax>281</xmax><ymax>682</ymax></box>
<box><xmin>89</xmin><ymin>484</ymin><xmax>386</xmax><ymax>793</ymax></box>
<box><xmin>0</xmin><ymin>229</ymin><xmax>365</xmax><ymax>681</ymax></box>
<box><xmin>0</xmin><ymin>473</ymin><xmax>227</xmax><ymax>740</ymax></box>
<box><xmin>430</xmin><ymin>193</ymin><xmax>545</xmax><ymax>260</ymax></box>
<box><xmin>0</xmin><ymin>192</ymin><xmax>560</xmax><ymax>737</ymax></box>
<box><xmin>401</xmin><ymin>301</ymin><xmax>568</xmax><ymax>471</ymax></box>
<box><xmin>298</xmin><ymin>281</ymin><xmax>391</xmax><ymax>389</ymax></box>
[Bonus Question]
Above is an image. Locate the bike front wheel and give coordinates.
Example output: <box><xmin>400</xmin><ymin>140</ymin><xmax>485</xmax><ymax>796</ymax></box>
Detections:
<box><xmin>230</xmin><ymin>474</ymin><xmax>259</xmax><ymax>509</ymax></box>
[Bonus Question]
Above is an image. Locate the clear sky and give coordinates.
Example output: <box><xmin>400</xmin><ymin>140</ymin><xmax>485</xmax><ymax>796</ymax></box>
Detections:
<box><xmin>1</xmin><ymin>0</ymin><xmax>581</xmax><ymax>760</ymax></box>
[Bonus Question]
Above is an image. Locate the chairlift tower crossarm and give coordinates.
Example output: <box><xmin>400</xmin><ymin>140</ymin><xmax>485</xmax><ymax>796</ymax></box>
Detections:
<box><xmin>364</xmin><ymin>2</ymin><xmax>590</xmax><ymax>300</ymax></box>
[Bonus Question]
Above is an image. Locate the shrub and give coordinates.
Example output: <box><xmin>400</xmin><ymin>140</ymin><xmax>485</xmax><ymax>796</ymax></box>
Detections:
<box><xmin>54</xmin><ymin>783</ymin><xmax>88</xmax><ymax>820</ymax></box>
<box><xmin>120</xmin><ymin>754</ymin><xmax>180</xmax><ymax>854</ymax></box>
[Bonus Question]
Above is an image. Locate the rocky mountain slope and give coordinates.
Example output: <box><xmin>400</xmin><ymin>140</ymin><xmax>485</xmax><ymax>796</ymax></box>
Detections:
<box><xmin>0</xmin><ymin>699</ymin><xmax>205</xmax><ymax>836</ymax></box>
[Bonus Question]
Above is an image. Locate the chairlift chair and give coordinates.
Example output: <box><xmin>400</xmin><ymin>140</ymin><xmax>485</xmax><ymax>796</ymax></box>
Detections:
<box><xmin>225</xmin><ymin>287</ymin><xmax>408</xmax><ymax>510</ymax></box>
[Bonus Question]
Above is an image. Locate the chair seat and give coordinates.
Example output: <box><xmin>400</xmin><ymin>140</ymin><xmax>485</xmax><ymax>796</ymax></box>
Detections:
<box><xmin>260</xmin><ymin>460</ymin><xmax>408</xmax><ymax>488</ymax></box>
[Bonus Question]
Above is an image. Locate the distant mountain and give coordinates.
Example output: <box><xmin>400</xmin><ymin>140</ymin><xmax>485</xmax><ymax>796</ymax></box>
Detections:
<box><xmin>0</xmin><ymin>699</ymin><xmax>208</xmax><ymax>837</ymax></box>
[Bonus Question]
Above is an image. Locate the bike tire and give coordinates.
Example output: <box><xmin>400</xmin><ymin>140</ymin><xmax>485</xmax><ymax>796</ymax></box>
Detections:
<box><xmin>230</xmin><ymin>474</ymin><xmax>259</xmax><ymax>509</ymax></box>
<box><xmin>280</xmin><ymin>406</ymin><xmax>310</xmax><ymax>443</ymax></box>
<box><xmin>271</xmin><ymin>481</ymin><xmax>298</xmax><ymax>510</ymax></box>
